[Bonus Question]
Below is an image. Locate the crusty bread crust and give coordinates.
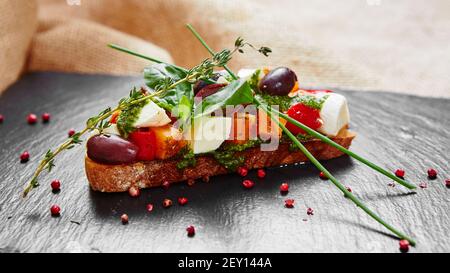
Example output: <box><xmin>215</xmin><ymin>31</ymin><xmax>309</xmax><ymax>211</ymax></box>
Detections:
<box><xmin>85</xmin><ymin>130</ymin><xmax>356</xmax><ymax>192</ymax></box>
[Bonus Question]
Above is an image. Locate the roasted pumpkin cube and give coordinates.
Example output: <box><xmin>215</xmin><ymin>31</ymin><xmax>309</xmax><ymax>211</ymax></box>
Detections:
<box><xmin>258</xmin><ymin>108</ymin><xmax>287</xmax><ymax>140</ymax></box>
<box><xmin>151</xmin><ymin>125</ymin><xmax>186</xmax><ymax>160</ymax></box>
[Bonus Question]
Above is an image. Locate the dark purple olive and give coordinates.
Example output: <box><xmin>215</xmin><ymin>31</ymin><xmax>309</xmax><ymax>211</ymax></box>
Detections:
<box><xmin>193</xmin><ymin>73</ymin><xmax>221</xmax><ymax>94</ymax></box>
<box><xmin>195</xmin><ymin>83</ymin><xmax>227</xmax><ymax>99</ymax></box>
<box><xmin>259</xmin><ymin>67</ymin><xmax>298</xmax><ymax>96</ymax></box>
<box><xmin>87</xmin><ymin>134</ymin><xmax>139</xmax><ymax>165</ymax></box>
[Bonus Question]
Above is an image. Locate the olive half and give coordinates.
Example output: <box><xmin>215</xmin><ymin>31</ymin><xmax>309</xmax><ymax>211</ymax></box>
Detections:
<box><xmin>87</xmin><ymin>134</ymin><xmax>139</xmax><ymax>164</ymax></box>
<box><xmin>259</xmin><ymin>67</ymin><xmax>298</xmax><ymax>96</ymax></box>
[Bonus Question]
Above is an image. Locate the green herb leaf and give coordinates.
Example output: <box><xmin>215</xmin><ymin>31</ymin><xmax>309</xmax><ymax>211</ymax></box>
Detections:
<box><xmin>44</xmin><ymin>150</ymin><xmax>56</xmax><ymax>173</ymax></box>
<box><xmin>178</xmin><ymin>95</ymin><xmax>192</xmax><ymax>126</ymax></box>
<box><xmin>176</xmin><ymin>146</ymin><xmax>196</xmax><ymax>169</ymax></box>
<box><xmin>248</xmin><ymin>69</ymin><xmax>261</xmax><ymax>91</ymax></box>
<box><xmin>258</xmin><ymin>47</ymin><xmax>272</xmax><ymax>57</ymax></box>
<box><xmin>194</xmin><ymin>79</ymin><xmax>254</xmax><ymax>118</ymax></box>
<box><xmin>145</xmin><ymin>63</ymin><xmax>193</xmax><ymax>112</ymax></box>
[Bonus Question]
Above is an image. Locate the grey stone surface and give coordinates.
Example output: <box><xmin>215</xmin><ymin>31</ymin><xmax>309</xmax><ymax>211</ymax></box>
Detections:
<box><xmin>0</xmin><ymin>72</ymin><xmax>448</xmax><ymax>253</ymax></box>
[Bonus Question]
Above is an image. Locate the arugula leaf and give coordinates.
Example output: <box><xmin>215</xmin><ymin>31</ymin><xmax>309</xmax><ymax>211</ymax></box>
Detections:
<box><xmin>144</xmin><ymin>63</ymin><xmax>194</xmax><ymax>120</ymax></box>
<box><xmin>248</xmin><ymin>69</ymin><xmax>261</xmax><ymax>91</ymax></box>
<box><xmin>194</xmin><ymin>79</ymin><xmax>254</xmax><ymax>118</ymax></box>
<box><xmin>178</xmin><ymin>95</ymin><xmax>192</xmax><ymax>125</ymax></box>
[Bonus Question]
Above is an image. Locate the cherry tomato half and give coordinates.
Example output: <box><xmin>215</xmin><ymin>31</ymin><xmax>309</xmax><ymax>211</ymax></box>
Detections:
<box><xmin>285</xmin><ymin>103</ymin><xmax>322</xmax><ymax>135</ymax></box>
<box><xmin>128</xmin><ymin>130</ymin><xmax>157</xmax><ymax>161</ymax></box>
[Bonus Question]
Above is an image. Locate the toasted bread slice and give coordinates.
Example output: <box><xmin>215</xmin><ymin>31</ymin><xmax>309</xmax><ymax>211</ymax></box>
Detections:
<box><xmin>85</xmin><ymin>129</ymin><xmax>356</xmax><ymax>192</ymax></box>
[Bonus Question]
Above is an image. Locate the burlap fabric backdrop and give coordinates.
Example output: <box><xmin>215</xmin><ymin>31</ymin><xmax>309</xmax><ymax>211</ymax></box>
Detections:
<box><xmin>1</xmin><ymin>0</ymin><xmax>449</xmax><ymax>97</ymax></box>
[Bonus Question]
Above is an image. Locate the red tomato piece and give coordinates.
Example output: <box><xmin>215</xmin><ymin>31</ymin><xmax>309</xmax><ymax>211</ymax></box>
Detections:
<box><xmin>128</xmin><ymin>130</ymin><xmax>156</xmax><ymax>161</ymax></box>
<box><xmin>285</xmin><ymin>103</ymin><xmax>322</xmax><ymax>135</ymax></box>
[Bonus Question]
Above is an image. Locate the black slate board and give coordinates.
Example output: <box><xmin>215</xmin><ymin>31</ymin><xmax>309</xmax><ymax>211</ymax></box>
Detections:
<box><xmin>0</xmin><ymin>72</ymin><xmax>448</xmax><ymax>253</ymax></box>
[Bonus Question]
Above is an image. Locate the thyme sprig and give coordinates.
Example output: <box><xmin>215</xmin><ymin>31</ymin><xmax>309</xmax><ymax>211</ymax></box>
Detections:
<box><xmin>24</xmin><ymin>88</ymin><xmax>160</xmax><ymax>197</ymax></box>
<box><xmin>23</xmin><ymin>38</ymin><xmax>261</xmax><ymax>198</ymax></box>
<box><xmin>186</xmin><ymin>24</ymin><xmax>271</xmax><ymax>80</ymax></box>
<box><xmin>234</xmin><ymin>37</ymin><xmax>272</xmax><ymax>56</ymax></box>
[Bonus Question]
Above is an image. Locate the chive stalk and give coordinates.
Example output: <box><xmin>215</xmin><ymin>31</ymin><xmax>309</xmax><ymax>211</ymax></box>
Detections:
<box><xmin>271</xmin><ymin>108</ymin><xmax>416</xmax><ymax>190</ymax></box>
<box><xmin>108</xmin><ymin>44</ymin><xmax>188</xmax><ymax>72</ymax></box>
<box><xmin>186</xmin><ymin>24</ymin><xmax>239</xmax><ymax>80</ymax></box>
<box><xmin>257</xmin><ymin>101</ymin><xmax>416</xmax><ymax>245</ymax></box>
<box><xmin>187</xmin><ymin>24</ymin><xmax>416</xmax><ymax>245</ymax></box>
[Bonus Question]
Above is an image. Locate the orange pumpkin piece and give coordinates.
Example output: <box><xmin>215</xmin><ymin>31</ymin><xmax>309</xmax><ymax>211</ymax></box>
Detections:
<box><xmin>227</xmin><ymin>110</ymin><xmax>286</xmax><ymax>144</ymax></box>
<box><xmin>151</xmin><ymin>125</ymin><xmax>186</xmax><ymax>160</ymax></box>
<box><xmin>257</xmin><ymin>109</ymin><xmax>287</xmax><ymax>140</ymax></box>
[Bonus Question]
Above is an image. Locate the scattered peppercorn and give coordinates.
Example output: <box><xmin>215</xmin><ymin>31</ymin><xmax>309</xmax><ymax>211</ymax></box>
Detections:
<box><xmin>146</xmin><ymin>203</ymin><xmax>154</xmax><ymax>212</ymax></box>
<box><xmin>178</xmin><ymin>197</ymin><xmax>188</xmax><ymax>206</ymax></box>
<box><xmin>42</xmin><ymin>113</ymin><xmax>51</xmax><ymax>123</ymax></box>
<box><xmin>257</xmin><ymin>169</ymin><xmax>266</xmax><ymax>179</ymax></box>
<box><xmin>285</xmin><ymin>199</ymin><xmax>295</xmax><ymax>208</ymax></box>
<box><xmin>446</xmin><ymin>179</ymin><xmax>450</xmax><ymax>188</ymax></box>
<box><xmin>319</xmin><ymin>172</ymin><xmax>328</xmax><ymax>180</ymax></box>
<box><xmin>419</xmin><ymin>182</ymin><xmax>428</xmax><ymax>189</ymax></box>
<box><xmin>121</xmin><ymin>214</ymin><xmax>129</xmax><ymax>224</ymax></box>
<box><xmin>51</xmin><ymin>179</ymin><xmax>61</xmax><ymax>191</ymax></box>
<box><xmin>27</xmin><ymin>114</ymin><xmax>37</xmax><ymax>124</ymax></box>
<box><xmin>399</xmin><ymin>240</ymin><xmax>410</xmax><ymax>252</ymax></box>
<box><xmin>427</xmin><ymin>169</ymin><xmax>437</xmax><ymax>180</ymax></box>
<box><xmin>128</xmin><ymin>187</ymin><xmax>140</xmax><ymax>198</ymax></box>
<box><xmin>346</xmin><ymin>187</ymin><xmax>352</xmax><ymax>193</ymax></box>
<box><xmin>68</xmin><ymin>128</ymin><xmax>76</xmax><ymax>137</ymax></box>
<box><xmin>395</xmin><ymin>169</ymin><xmax>405</xmax><ymax>178</ymax></box>
<box><xmin>242</xmin><ymin>179</ymin><xmax>255</xmax><ymax>189</ymax></box>
<box><xmin>163</xmin><ymin>198</ymin><xmax>173</xmax><ymax>208</ymax></box>
<box><xmin>50</xmin><ymin>205</ymin><xmax>61</xmax><ymax>217</ymax></box>
<box><xmin>307</xmin><ymin>208</ymin><xmax>314</xmax><ymax>215</ymax></box>
<box><xmin>186</xmin><ymin>226</ymin><xmax>196</xmax><ymax>237</ymax></box>
<box><xmin>280</xmin><ymin>183</ymin><xmax>289</xmax><ymax>193</ymax></box>
<box><xmin>237</xmin><ymin>166</ymin><xmax>248</xmax><ymax>177</ymax></box>
<box><xmin>0</xmin><ymin>114</ymin><xmax>4</xmax><ymax>123</ymax></box>
<box><xmin>162</xmin><ymin>181</ymin><xmax>170</xmax><ymax>190</ymax></box>
<box><xmin>20</xmin><ymin>151</ymin><xmax>30</xmax><ymax>163</ymax></box>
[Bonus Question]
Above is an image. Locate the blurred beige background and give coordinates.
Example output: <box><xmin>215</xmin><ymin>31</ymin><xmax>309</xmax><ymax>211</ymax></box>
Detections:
<box><xmin>1</xmin><ymin>0</ymin><xmax>449</xmax><ymax>97</ymax></box>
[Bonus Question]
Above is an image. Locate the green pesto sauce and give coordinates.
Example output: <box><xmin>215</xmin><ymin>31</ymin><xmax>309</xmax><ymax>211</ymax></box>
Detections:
<box><xmin>295</xmin><ymin>94</ymin><xmax>330</xmax><ymax>110</ymax></box>
<box><xmin>285</xmin><ymin>134</ymin><xmax>314</xmax><ymax>152</ymax></box>
<box><xmin>176</xmin><ymin>146</ymin><xmax>197</xmax><ymax>169</ymax></box>
<box><xmin>117</xmin><ymin>101</ymin><xmax>146</xmax><ymax>138</ymax></box>
<box><xmin>255</xmin><ymin>93</ymin><xmax>293</xmax><ymax>112</ymax></box>
<box><xmin>213</xmin><ymin>140</ymin><xmax>261</xmax><ymax>171</ymax></box>
<box><xmin>255</xmin><ymin>92</ymin><xmax>329</xmax><ymax>113</ymax></box>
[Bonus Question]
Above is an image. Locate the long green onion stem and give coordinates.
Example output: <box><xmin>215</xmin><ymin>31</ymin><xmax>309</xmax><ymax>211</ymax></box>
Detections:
<box><xmin>186</xmin><ymin>24</ymin><xmax>238</xmax><ymax>80</ymax></box>
<box><xmin>108</xmin><ymin>44</ymin><xmax>188</xmax><ymax>72</ymax></box>
<box><xmin>187</xmin><ymin>23</ymin><xmax>416</xmax><ymax>245</ymax></box>
<box><xmin>271</xmin><ymin>108</ymin><xmax>416</xmax><ymax>190</ymax></box>
<box><xmin>184</xmin><ymin>24</ymin><xmax>415</xmax><ymax>190</ymax></box>
<box><xmin>257</xmin><ymin>100</ymin><xmax>416</xmax><ymax>245</ymax></box>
